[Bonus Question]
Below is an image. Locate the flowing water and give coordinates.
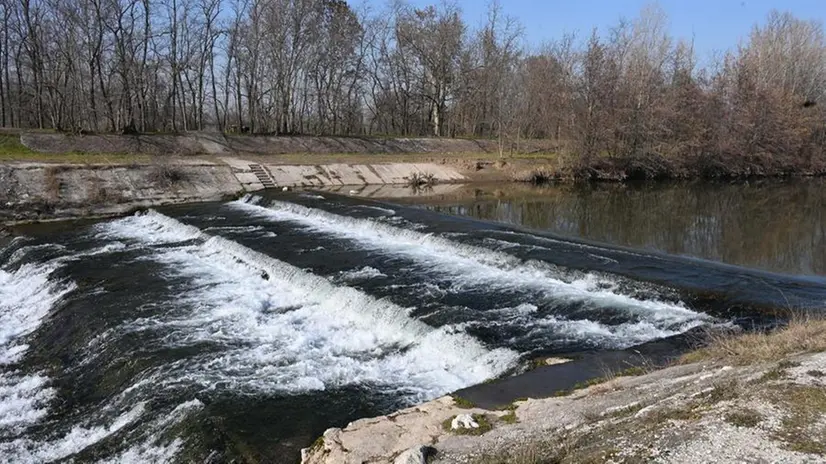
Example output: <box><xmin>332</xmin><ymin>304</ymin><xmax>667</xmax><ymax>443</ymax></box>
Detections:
<box><xmin>1</xmin><ymin>182</ymin><xmax>825</xmax><ymax>463</ymax></box>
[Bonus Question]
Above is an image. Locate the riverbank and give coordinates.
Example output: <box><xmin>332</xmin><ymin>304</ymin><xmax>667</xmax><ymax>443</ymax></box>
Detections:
<box><xmin>302</xmin><ymin>318</ymin><xmax>826</xmax><ymax>463</ymax></box>
<box><xmin>0</xmin><ymin>132</ymin><xmax>558</xmax><ymax>224</ymax></box>
<box><xmin>4</xmin><ymin>132</ymin><xmax>826</xmax><ymax>225</ymax></box>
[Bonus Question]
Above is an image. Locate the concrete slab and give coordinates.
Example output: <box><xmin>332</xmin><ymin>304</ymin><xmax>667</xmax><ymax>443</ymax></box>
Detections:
<box><xmin>234</xmin><ymin>172</ymin><xmax>265</xmax><ymax>191</ymax></box>
<box><xmin>228</xmin><ymin>161</ymin><xmax>465</xmax><ymax>189</ymax></box>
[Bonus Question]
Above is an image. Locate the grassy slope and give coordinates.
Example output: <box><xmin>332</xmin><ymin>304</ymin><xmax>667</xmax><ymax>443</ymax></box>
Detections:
<box><xmin>0</xmin><ymin>134</ymin><xmax>150</xmax><ymax>164</ymax></box>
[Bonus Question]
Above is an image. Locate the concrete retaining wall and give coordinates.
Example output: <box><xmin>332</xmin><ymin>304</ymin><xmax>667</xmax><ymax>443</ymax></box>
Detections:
<box><xmin>0</xmin><ymin>163</ymin><xmax>242</xmax><ymax>223</ymax></box>
<box><xmin>223</xmin><ymin>159</ymin><xmax>465</xmax><ymax>190</ymax></box>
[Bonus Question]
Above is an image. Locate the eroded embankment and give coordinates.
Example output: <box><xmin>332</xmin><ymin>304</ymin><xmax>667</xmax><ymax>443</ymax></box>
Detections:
<box><xmin>0</xmin><ymin>162</ymin><xmax>243</xmax><ymax>223</ymax></box>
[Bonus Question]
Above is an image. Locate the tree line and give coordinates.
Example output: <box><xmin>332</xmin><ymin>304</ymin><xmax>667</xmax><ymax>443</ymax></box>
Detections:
<box><xmin>1</xmin><ymin>0</ymin><xmax>825</xmax><ymax>174</ymax></box>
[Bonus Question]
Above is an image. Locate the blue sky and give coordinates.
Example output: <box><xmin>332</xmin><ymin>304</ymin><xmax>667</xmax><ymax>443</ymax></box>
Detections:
<box><xmin>382</xmin><ymin>0</ymin><xmax>826</xmax><ymax>60</ymax></box>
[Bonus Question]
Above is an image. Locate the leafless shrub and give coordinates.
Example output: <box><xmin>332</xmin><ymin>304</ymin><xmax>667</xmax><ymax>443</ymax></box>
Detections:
<box><xmin>407</xmin><ymin>172</ymin><xmax>437</xmax><ymax>187</ymax></box>
<box><xmin>512</xmin><ymin>168</ymin><xmax>557</xmax><ymax>184</ymax></box>
<box><xmin>148</xmin><ymin>158</ymin><xmax>185</xmax><ymax>187</ymax></box>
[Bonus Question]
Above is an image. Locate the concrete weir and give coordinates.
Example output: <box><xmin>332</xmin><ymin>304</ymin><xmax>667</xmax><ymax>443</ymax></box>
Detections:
<box><xmin>220</xmin><ymin>157</ymin><xmax>466</xmax><ymax>190</ymax></box>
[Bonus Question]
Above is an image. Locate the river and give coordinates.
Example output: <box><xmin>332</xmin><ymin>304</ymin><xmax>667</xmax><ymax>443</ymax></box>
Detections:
<box><xmin>1</xmin><ymin>180</ymin><xmax>824</xmax><ymax>463</ymax></box>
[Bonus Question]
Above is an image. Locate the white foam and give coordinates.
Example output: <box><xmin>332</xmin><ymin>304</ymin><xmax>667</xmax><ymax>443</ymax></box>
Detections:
<box><xmin>204</xmin><ymin>225</ymin><xmax>265</xmax><ymax>234</ymax></box>
<box><xmin>100</xmin><ymin>212</ymin><xmax>518</xmax><ymax>401</ymax></box>
<box><xmin>0</xmin><ymin>403</ymin><xmax>145</xmax><ymax>463</ymax></box>
<box><xmin>0</xmin><ymin>262</ymin><xmax>76</xmax><ymax>365</ymax></box>
<box><xmin>461</xmin><ymin>302</ymin><xmax>702</xmax><ymax>350</ymax></box>
<box><xmin>0</xmin><ymin>237</ymin><xmax>146</xmax><ymax>462</ymax></box>
<box><xmin>494</xmin><ymin>230</ymin><xmax>658</xmax><ymax>260</ymax></box>
<box><xmin>0</xmin><ymin>372</ymin><xmax>54</xmax><ymax>435</ymax></box>
<box><xmin>353</xmin><ymin>205</ymin><xmax>396</xmax><ymax>215</ymax></box>
<box><xmin>340</xmin><ymin>266</ymin><xmax>387</xmax><ymax>281</ymax></box>
<box><xmin>97</xmin><ymin>210</ymin><xmax>202</xmax><ymax>244</ymax></box>
<box><xmin>0</xmin><ymin>251</ymin><xmax>66</xmax><ymax>443</ymax></box>
<box><xmin>4</xmin><ymin>243</ymin><xmax>67</xmax><ymax>268</ymax></box>
<box><xmin>231</xmin><ymin>200</ymin><xmax>708</xmax><ymax>333</ymax></box>
<box><xmin>528</xmin><ymin>315</ymin><xmax>704</xmax><ymax>349</ymax></box>
<box><xmin>100</xmin><ymin>400</ymin><xmax>203</xmax><ymax>464</ymax></box>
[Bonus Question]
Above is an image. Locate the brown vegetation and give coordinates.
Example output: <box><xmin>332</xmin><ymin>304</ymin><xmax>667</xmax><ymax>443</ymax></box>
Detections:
<box><xmin>148</xmin><ymin>158</ymin><xmax>186</xmax><ymax>188</ymax></box>
<box><xmin>680</xmin><ymin>314</ymin><xmax>826</xmax><ymax>365</ymax></box>
<box><xmin>0</xmin><ymin>3</ymin><xmax>824</xmax><ymax>179</ymax></box>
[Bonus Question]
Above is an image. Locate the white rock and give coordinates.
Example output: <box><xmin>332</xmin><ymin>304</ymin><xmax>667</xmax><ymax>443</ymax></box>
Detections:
<box><xmin>393</xmin><ymin>445</ymin><xmax>432</xmax><ymax>464</ymax></box>
<box><xmin>633</xmin><ymin>404</ymin><xmax>657</xmax><ymax>419</ymax></box>
<box><xmin>603</xmin><ymin>401</ymin><xmax>640</xmax><ymax>417</ymax></box>
<box><xmin>545</xmin><ymin>357</ymin><xmax>571</xmax><ymax>366</ymax></box>
<box><xmin>349</xmin><ymin>189</ymin><xmax>358</xmax><ymax>195</ymax></box>
<box><xmin>281</xmin><ymin>186</ymin><xmax>289</xmax><ymax>191</ymax></box>
<box><xmin>451</xmin><ymin>413</ymin><xmax>479</xmax><ymax>430</ymax></box>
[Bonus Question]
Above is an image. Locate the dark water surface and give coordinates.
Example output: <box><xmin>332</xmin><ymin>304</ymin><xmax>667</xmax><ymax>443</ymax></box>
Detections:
<box><xmin>393</xmin><ymin>180</ymin><xmax>826</xmax><ymax>277</ymax></box>
<box><xmin>1</xmin><ymin>183</ymin><xmax>824</xmax><ymax>463</ymax></box>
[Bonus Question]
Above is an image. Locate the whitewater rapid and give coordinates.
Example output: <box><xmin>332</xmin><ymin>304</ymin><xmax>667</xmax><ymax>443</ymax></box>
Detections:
<box><xmin>0</xmin><ymin>195</ymin><xmax>731</xmax><ymax>463</ymax></box>
<box><xmin>0</xmin><ymin>241</ymin><xmax>183</xmax><ymax>463</ymax></box>
<box><xmin>231</xmin><ymin>196</ymin><xmax>712</xmax><ymax>349</ymax></box>
<box><xmin>99</xmin><ymin>211</ymin><xmax>518</xmax><ymax>398</ymax></box>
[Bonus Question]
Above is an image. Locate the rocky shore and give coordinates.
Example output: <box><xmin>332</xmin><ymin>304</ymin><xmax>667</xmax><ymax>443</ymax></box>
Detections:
<box><xmin>302</xmin><ymin>351</ymin><xmax>826</xmax><ymax>464</ymax></box>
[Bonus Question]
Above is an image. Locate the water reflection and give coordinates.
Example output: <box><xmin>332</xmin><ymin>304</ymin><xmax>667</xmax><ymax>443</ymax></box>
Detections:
<box><xmin>394</xmin><ymin>180</ymin><xmax>826</xmax><ymax>276</ymax></box>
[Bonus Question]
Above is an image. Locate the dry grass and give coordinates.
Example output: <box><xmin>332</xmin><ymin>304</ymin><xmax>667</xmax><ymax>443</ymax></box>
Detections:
<box><xmin>725</xmin><ymin>410</ymin><xmax>763</xmax><ymax>428</ymax></box>
<box><xmin>680</xmin><ymin>314</ymin><xmax>826</xmax><ymax>365</ymax></box>
<box><xmin>511</xmin><ymin>167</ymin><xmax>559</xmax><ymax>184</ymax></box>
<box><xmin>474</xmin><ymin>434</ymin><xmax>618</xmax><ymax>464</ymax></box>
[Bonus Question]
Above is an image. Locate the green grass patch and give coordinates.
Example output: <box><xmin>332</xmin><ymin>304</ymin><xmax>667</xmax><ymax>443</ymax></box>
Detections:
<box><xmin>500</xmin><ymin>410</ymin><xmax>518</xmax><ymax>424</ymax></box>
<box><xmin>451</xmin><ymin>395</ymin><xmax>476</xmax><ymax>409</ymax></box>
<box><xmin>309</xmin><ymin>436</ymin><xmax>324</xmax><ymax>453</ymax></box>
<box><xmin>442</xmin><ymin>414</ymin><xmax>493</xmax><ymax>436</ymax></box>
